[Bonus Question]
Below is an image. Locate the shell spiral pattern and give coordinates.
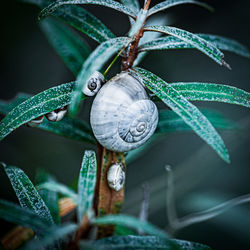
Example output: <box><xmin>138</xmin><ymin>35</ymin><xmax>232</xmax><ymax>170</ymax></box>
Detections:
<box><xmin>90</xmin><ymin>72</ymin><xmax>158</xmax><ymax>152</ymax></box>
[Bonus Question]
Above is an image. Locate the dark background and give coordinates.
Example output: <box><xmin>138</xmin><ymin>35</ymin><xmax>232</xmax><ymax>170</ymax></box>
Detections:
<box><xmin>0</xmin><ymin>0</ymin><xmax>250</xmax><ymax>249</ymax></box>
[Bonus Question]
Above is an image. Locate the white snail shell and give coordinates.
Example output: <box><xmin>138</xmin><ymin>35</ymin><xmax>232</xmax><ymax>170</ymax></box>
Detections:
<box><xmin>82</xmin><ymin>71</ymin><xmax>105</xmax><ymax>96</ymax></box>
<box><xmin>27</xmin><ymin>115</ymin><xmax>44</xmax><ymax>127</ymax></box>
<box><xmin>90</xmin><ymin>71</ymin><xmax>158</xmax><ymax>152</ymax></box>
<box><xmin>45</xmin><ymin>106</ymin><xmax>67</xmax><ymax>122</ymax></box>
<box><xmin>107</xmin><ymin>163</ymin><xmax>126</xmax><ymax>191</ymax></box>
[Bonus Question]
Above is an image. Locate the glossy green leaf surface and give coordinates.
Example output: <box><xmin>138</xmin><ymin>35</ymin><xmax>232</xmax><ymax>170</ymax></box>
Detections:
<box><xmin>120</xmin><ymin>0</ymin><xmax>140</xmax><ymax>13</ymax></box>
<box><xmin>0</xmin><ymin>82</ymin><xmax>78</xmax><ymax>141</ymax></box>
<box><xmin>131</xmin><ymin>67</ymin><xmax>230</xmax><ymax>163</ymax></box>
<box><xmin>24</xmin><ymin>223</ymin><xmax>78</xmax><ymax>250</ymax></box>
<box><xmin>139</xmin><ymin>33</ymin><xmax>250</xmax><ymax>59</ymax></box>
<box><xmin>39</xmin><ymin>0</ymin><xmax>137</xmax><ymax>20</ymax></box>
<box><xmin>93</xmin><ymin>214</ymin><xmax>168</xmax><ymax>239</ymax></box>
<box><xmin>3</xmin><ymin>164</ymin><xmax>54</xmax><ymax>226</ymax></box>
<box><xmin>144</xmin><ymin>26</ymin><xmax>229</xmax><ymax>68</ymax></box>
<box><xmin>40</xmin><ymin>17</ymin><xmax>91</xmax><ymax>76</ymax></box>
<box><xmin>78</xmin><ymin>150</ymin><xmax>97</xmax><ymax>223</ymax></box>
<box><xmin>22</xmin><ymin>0</ymin><xmax>115</xmax><ymax>43</ymax></box>
<box><xmin>0</xmin><ymin>93</ymin><xmax>95</xmax><ymax>144</ymax></box>
<box><xmin>0</xmin><ymin>199</ymin><xmax>49</xmax><ymax>235</ymax></box>
<box><xmin>171</xmin><ymin>82</ymin><xmax>250</xmax><ymax>108</ymax></box>
<box><xmin>148</xmin><ymin>0</ymin><xmax>213</xmax><ymax>16</ymax></box>
<box><xmin>37</xmin><ymin>181</ymin><xmax>78</xmax><ymax>203</ymax></box>
<box><xmin>69</xmin><ymin>37</ymin><xmax>131</xmax><ymax>116</ymax></box>
<box><xmin>94</xmin><ymin>235</ymin><xmax>211</xmax><ymax>249</ymax></box>
<box><xmin>35</xmin><ymin>170</ymin><xmax>60</xmax><ymax>225</ymax></box>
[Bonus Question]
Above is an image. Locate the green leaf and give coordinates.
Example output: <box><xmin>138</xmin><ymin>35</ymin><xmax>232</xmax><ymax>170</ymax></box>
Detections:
<box><xmin>2</xmin><ymin>164</ymin><xmax>54</xmax><ymax>226</ymax></box>
<box><xmin>40</xmin><ymin>17</ymin><xmax>91</xmax><ymax>76</ymax></box>
<box><xmin>39</xmin><ymin>0</ymin><xmax>137</xmax><ymax>20</ymax></box>
<box><xmin>78</xmin><ymin>150</ymin><xmax>97</xmax><ymax>223</ymax></box>
<box><xmin>120</xmin><ymin>0</ymin><xmax>140</xmax><ymax>13</ymax></box>
<box><xmin>0</xmin><ymin>81</ymin><xmax>79</xmax><ymax>141</ymax></box>
<box><xmin>139</xmin><ymin>33</ymin><xmax>250</xmax><ymax>59</ymax></box>
<box><xmin>23</xmin><ymin>223</ymin><xmax>78</xmax><ymax>250</ymax></box>
<box><xmin>171</xmin><ymin>82</ymin><xmax>250</xmax><ymax>108</ymax></box>
<box><xmin>37</xmin><ymin>181</ymin><xmax>78</xmax><ymax>203</ymax></box>
<box><xmin>93</xmin><ymin>235</ymin><xmax>211</xmax><ymax>250</ymax></box>
<box><xmin>128</xmin><ymin>9</ymin><xmax>147</xmax><ymax>38</ymax></box>
<box><xmin>148</xmin><ymin>0</ymin><xmax>213</xmax><ymax>17</ymax></box>
<box><xmin>92</xmin><ymin>214</ymin><xmax>168</xmax><ymax>239</ymax></box>
<box><xmin>35</xmin><ymin>170</ymin><xmax>60</xmax><ymax>224</ymax></box>
<box><xmin>144</xmin><ymin>26</ymin><xmax>229</xmax><ymax>68</ymax></box>
<box><xmin>0</xmin><ymin>199</ymin><xmax>49</xmax><ymax>236</ymax></box>
<box><xmin>0</xmin><ymin>92</ymin><xmax>96</xmax><ymax>144</ymax></box>
<box><xmin>21</xmin><ymin>0</ymin><xmax>115</xmax><ymax>43</ymax></box>
<box><xmin>69</xmin><ymin>37</ymin><xmax>131</xmax><ymax>116</ymax></box>
<box><xmin>131</xmin><ymin>67</ymin><xmax>230</xmax><ymax>163</ymax></box>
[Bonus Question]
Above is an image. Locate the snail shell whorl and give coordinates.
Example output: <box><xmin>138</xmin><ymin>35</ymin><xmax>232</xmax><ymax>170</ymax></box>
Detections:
<box><xmin>90</xmin><ymin>71</ymin><xmax>158</xmax><ymax>152</ymax></box>
<box><xmin>82</xmin><ymin>71</ymin><xmax>105</xmax><ymax>96</ymax></box>
<box><xmin>107</xmin><ymin>163</ymin><xmax>125</xmax><ymax>191</ymax></box>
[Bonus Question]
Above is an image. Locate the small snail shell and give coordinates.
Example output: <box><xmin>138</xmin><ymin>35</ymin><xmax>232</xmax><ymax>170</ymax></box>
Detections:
<box><xmin>107</xmin><ymin>163</ymin><xmax>125</xmax><ymax>191</ymax></box>
<box><xmin>82</xmin><ymin>71</ymin><xmax>105</xmax><ymax>96</ymax></box>
<box><xmin>45</xmin><ymin>106</ymin><xmax>67</xmax><ymax>122</ymax></box>
<box><xmin>90</xmin><ymin>71</ymin><xmax>158</xmax><ymax>152</ymax></box>
<box><xmin>27</xmin><ymin>115</ymin><xmax>44</xmax><ymax>127</ymax></box>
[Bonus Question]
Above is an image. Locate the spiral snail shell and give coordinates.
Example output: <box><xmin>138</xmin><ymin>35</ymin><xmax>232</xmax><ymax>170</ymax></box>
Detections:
<box><xmin>107</xmin><ymin>163</ymin><xmax>126</xmax><ymax>191</ymax></box>
<box><xmin>45</xmin><ymin>106</ymin><xmax>68</xmax><ymax>122</ymax></box>
<box><xmin>90</xmin><ymin>71</ymin><xmax>158</xmax><ymax>152</ymax></box>
<box><xmin>82</xmin><ymin>71</ymin><xmax>105</xmax><ymax>96</ymax></box>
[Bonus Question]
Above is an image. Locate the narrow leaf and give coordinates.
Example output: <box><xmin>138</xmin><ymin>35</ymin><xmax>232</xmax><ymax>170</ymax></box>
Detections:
<box><xmin>0</xmin><ymin>199</ymin><xmax>49</xmax><ymax>236</ymax></box>
<box><xmin>139</xmin><ymin>33</ymin><xmax>250</xmax><ymax>59</ymax></box>
<box><xmin>148</xmin><ymin>0</ymin><xmax>213</xmax><ymax>17</ymax></box>
<box><xmin>131</xmin><ymin>67</ymin><xmax>230</xmax><ymax>163</ymax></box>
<box><xmin>144</xmin><ymin>26</ymin><xmax>229</xmax><ymax>68</ymax></box>
<box><xmin>39</xmin><ymin>0</ymin><xmax>137</xmax><ymax>20</ymax></box>
<box><xmin>23</xmin><ymin>223</ymin><xmax>77</xmax><ymax>250</ymax></box>
<box><xmin>120</xmin><ymin>0</ymin><xmax>140</xmax><ymax>13</ymax></box>
<box><xmin>40</xmin><ymin>17</ymin><xmax>91</xmax><ymax>76</ymax></box>
<box><xmin>3</xmin><ymin>165</ymin><xmax>54</xmax><ymax>225</ymax></box>
<box><xmin>21</xmin><ymin>0</ymin><xmax>115</xmax><ymax>43</ymax></box>
<box><xmin>171</xmin><ymin>82</ymin><xmax>250</xmax><ymax>108</ymax></box>
<box><xmin>94</xmin><ymin>235</ymin><xmax>211</xmax><ymax>250</ymax></box>
<box><xmin>35</xmin><ymin>170</ymin><xmax>60</xmax><ymax>225</ymax></box>
<box><xmin>128</xmin><ymin>9</ymin><xmax>147</xmax><ymax>38</ymax></box>
<box><xmin>37</xmin><ymin>182</ymin><xmax>78</xmax><ymax>203</ymax></box>
<box><xmin>93</xmin><ymin>214</ymin><xmax>168</xmax><ymax>239</ymax></box>
<box><xmin>69</xmin><ymin>37</ymin><xmax>131</xmax><ymax>116</ymax></box>
<box><xmin>0</xmin><ymin>82</ymin><xmax>79</xmax><ymax>141</ymax></box>
<box><xmin>0</xmin><ymin>93</ymin><xmax>95</xmax><ymax>144</ymax></box>
<box><xmin>78</xmin><ymin>150</ymin><xmax>97</xmax><ymax>223</ymax></box>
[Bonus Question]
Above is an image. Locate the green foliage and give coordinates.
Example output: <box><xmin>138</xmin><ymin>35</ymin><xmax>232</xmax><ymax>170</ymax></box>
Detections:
<box><xmin>78</xmin><ymin>150</ymin><xmax>97</xmax><ymax>222</ymax></box>
<box><xmin>2</xmin><ymin>164</ymin><xmax>54</xmax><ymax>226</ymax></box>
<box><xmin>131</xmin><ymin>67</ymin><xmax>230</xmax><ymax>163</ymax></box>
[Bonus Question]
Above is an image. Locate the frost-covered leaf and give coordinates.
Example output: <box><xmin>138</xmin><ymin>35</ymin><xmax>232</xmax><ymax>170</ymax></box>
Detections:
<box><xmin>69</xmin><ymin>37</ymin><xmax>131</xmax><ymax>116</ymax></box>
<box><xmin>78</xmin><ymin>150</ymin><xmax>97</xmax><ymax>223</ymax></box>
<box><xmin>93</xmin><ymin>235</ymin><xmax>211</xmax><ymax>250</ymax></box>
<box><xmin>144</xmin><ymin>26</ymin><xmax>229</xmax><ymax>68</ymax></box>
<box><xmin>148</xmin><ymin>0</ymin><xmax>213</xmax><ymax>17</ymax></box>
<box><xmin>128</xmin><ymin>9</ymin><xmax>147</xmax><ymax>38</ymax></box>
<box><xmin>93</xmin><ymin>214</ymin><xmax>168</xmax><ymax>239</ymax></box>
<box><xmin>0</xmin><ymin>82</ymin><xmax>79</xmax><ymax>141</ymax></box>
<box><xmin>120</xmin><ymin>0</ymin><xmax>140</xmax><ymax>13</ymax></box>
<box><xmin>139</xmin><ymin>33</ymin><xmax>250</xmax><ymax>59</ymax></box>
<box><xmin>21</xmin><ymin>0</ymin><xmax>115</xmax><ymax>43</ymax></box>
<box><xmin>131</xmin><ymin>67</ymin><xmax>230</xmax><ymax>163</ymax></box>
<box><xmin>37</xmin><ymin>181</ymin><xmax>78</xmax><ymax>203</ymax></box>
<box><xmin>0</xmin><ymin>93</ymin><xmax>95</xmax><ymax>144</ymax></box>
<box><xmin>2</xmin><ymin>164</ymin><xmax>54</xmax><ymax>225</ymax></box>
<box><xmin>23</xmin><ymin>223</ymin><xmax>77</xmax><ymax>250</ymax></box>
<box><xmin>171</xmin><ymin>82</ymin><xmax>250</xmax><ymax>108</ymax></box>
<box><xmin>40</xmin><ymin>17</ymin><xmax>91</xmax><ymax>76</ymax></box>
<box><xmin>35</xmin><ymin>170</ymin><xmax>60</xmax><ymax>224</ymax></box>
<box><xmin>0</xmin><ymin>199</ymin><xmax>49</xmax><ymax>236</ymax></box>
<box><xmin>39</xmin><ymin>0</ymin><xmax>137</xmax><ymax>20</ymax></box>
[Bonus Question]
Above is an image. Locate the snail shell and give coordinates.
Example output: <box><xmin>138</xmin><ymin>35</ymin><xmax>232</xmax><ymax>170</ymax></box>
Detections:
<box><xmin>45</xmin><ymin>106</ymin><xmax>67</xmax><ymax>122</ymax></box>
<box><xmin>82</xmin><ymin>71</ymin><xmax>105</xmax><ymax>96</ymax></box>
<box><xmin>27</xmin><ymin>115</ymin><xmax>44</xmax><ymax>127</ymax></box>
<box><xmin>107</xmin><ymin>163</ymin><xmax>126</xmax><ymax>191</ymax></box>
<box><xmin>90</xmin><ymin>71</ymin><xmax>158</xmax><ymax>152</ymax></box>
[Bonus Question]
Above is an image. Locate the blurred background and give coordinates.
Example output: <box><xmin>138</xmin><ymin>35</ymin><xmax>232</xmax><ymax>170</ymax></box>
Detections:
<box><xmin>0</xmin><ymin>0</ymin><xmax>250</xmax><ymax>249</ymax></box>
